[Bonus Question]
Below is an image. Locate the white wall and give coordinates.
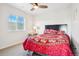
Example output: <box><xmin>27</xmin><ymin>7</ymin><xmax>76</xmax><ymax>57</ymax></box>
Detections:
<box><xmin>34</xmin><ymin>6</ymin><xmax>72</xmax><ymax>37</ymax></box>
<box><xmin>71</xmin><ymin>4</ymin><xmax>79</xmax><ymax>55</ymax></box>
<box><xmin>0</xmin><ymin>4</ymin><xmax>34</xmax><ymax>48</ymax></box>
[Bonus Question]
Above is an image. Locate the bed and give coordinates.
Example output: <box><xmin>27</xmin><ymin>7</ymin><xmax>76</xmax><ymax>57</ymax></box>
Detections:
<box><xmin>23</xmin><ymin>25</ymin><xmax>74</xmax><ymax>56</ymax></box>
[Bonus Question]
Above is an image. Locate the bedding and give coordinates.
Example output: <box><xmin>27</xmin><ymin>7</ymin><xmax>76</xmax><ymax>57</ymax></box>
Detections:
<box><xmin>23</xmin><ymin>29</ymin><xmax>74</xmax><ymax>56</ymax></box>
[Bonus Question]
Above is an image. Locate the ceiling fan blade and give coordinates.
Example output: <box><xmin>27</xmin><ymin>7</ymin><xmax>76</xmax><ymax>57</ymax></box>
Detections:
<box><xmin>35</xmin><ymin>3</ymin><xmax>38</xmax><ymax>6</ymax></box>
<box><xmin>31</xmin><ymin>3</ymin><xmax>38</xmax><ymax>6</ymax></box>
<box><xmin>38</xmin><ymin>5</ymin><xmax>48</xmax><ymax>8</ymax></box>
<box><xmin>30</xmin><ymin>3</ymin><xmax>48</xmax><ymax>11</ymax></box>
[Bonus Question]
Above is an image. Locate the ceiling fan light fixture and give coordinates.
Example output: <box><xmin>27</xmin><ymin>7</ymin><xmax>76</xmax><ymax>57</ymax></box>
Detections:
<box><xmin>33</xmin><ymin>5</ymin><xmax>38</xmax><ymax>9</ymax></box>
<box><xmin>30</xmin><ymin>3</ymin><xmax>48</xmax><ymax>11</ymax></box>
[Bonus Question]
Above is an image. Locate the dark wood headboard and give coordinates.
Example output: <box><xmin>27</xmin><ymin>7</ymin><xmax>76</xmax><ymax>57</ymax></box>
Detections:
<box><xmin>45</xmin><ymin>24</ymin><xmax>67</xmax><ymax>32</ymax></box>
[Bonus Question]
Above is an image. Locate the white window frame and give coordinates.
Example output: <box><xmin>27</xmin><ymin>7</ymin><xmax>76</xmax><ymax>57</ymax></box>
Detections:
<box><xmin>8</xmin><ymin>15</ymin><xmax>25</xmax><ymax>31</ymax></box>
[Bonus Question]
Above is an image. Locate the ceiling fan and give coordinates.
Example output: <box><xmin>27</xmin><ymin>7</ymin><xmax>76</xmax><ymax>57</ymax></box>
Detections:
<box><xmin>30</xmin><ymin>3</ymin><xmax>48</xmax><ymax>11</ymax></box>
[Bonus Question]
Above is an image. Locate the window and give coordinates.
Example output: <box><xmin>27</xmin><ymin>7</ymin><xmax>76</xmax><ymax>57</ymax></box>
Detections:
<box><xmin>17</xmin><ymin>16</ymin><xmax>24</xmax><ymax>30</ymax></box>
<box><xmin>8</xmin><ymin>15</ymin><xmax>25</xmax><ymax>31</ymax></box>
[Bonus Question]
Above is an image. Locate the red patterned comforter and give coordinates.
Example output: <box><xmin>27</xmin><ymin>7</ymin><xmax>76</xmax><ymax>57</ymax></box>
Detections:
<box><xmin>23</xmin><ymin>30</ymin><xmax>74</xmax><ymax>56</ymax></box>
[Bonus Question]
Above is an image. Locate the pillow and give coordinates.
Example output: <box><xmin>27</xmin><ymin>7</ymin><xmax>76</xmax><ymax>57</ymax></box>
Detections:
<box><xmin>57</xmin><ymin>31</ymin><xmax>64</xmax><ymax>35</ymax></box>
<box><xmin>44</xmin><ymin>29</ymin><xmax>50</xmax><ymax>34</ymax></box>
<box><xmin>44</xmin><ymin>29</ymin><xmax>57</xmax><ymax>34</ymax></box>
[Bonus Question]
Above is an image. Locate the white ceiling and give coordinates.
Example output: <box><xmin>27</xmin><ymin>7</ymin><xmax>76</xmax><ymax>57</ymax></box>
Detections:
<box><xmin>9</xmin><ymin>3</ymin><xmax>71</xmax><ymax>15</ymax></box>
